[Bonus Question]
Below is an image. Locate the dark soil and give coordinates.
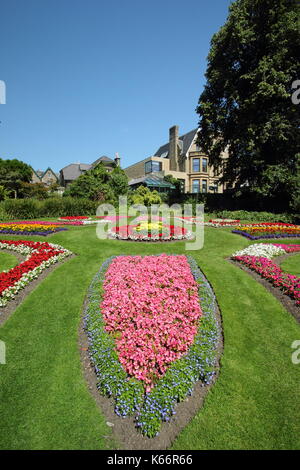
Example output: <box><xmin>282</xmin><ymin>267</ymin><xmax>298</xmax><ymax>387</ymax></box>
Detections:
<box><xmin>0</xmin><ymin>250</ymin><xmax>75</xmax><ymax>327</ymax></box>
<box><xmin>229</xmin><ymin>252</ymin><xmax>300</xmax><ymax>323</ymax></box>
<box><xmin>78</xmin><ymin>298</ymin><xmax>223</xmax><ymax>450</ymax></box>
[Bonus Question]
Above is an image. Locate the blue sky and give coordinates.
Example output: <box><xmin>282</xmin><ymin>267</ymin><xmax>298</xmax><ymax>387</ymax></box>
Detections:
<box><xmin>0</xmin><ymin>0</ymin><xmax>232</xmax><ymax>173</ymax></box>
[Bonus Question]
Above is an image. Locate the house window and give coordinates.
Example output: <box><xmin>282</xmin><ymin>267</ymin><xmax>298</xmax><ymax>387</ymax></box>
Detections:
<box><xmin>145</xmin><ymin>160</ymin><xmax>162</xmax><ymax>174</ymax></box>
<box><xmin>202</xmin><ymin>179</ymin><xmax>208</xmax><ymax>193</ymax></box>
<box><xmin>202</xmin><ymin>158</ymin><xmax>208</xmax><ymax>173</ymax></box>
<box><xmin>192</xmin><ymin>158</ymin><xmax>200</xmax><ymax>172</ymax></box>
<box><xmin>192</xmin><ymin>179</ymin><xmax>200</xmax><ymax>193</ymax></box>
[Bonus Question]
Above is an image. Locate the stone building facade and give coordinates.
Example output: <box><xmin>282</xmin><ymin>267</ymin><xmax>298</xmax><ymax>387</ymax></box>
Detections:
<box><xmin>124</xmin><ymin>125</ymin><xmax>228</xmax><ymax>193</ymax></box>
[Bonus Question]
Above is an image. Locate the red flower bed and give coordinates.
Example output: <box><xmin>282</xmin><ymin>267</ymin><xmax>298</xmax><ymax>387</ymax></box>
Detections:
<box><xmin>109</xmin><ymin>223</ymin><xmax>192</xmax><ymax>241</ymax></box>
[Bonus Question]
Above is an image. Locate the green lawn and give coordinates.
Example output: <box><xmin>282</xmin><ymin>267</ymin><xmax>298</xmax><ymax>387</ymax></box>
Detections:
<box><xmin>0</xmin><ymin>251</ymin><xmax>19</xmax><ymax>271</ymax></box>
<box><xmin>280</xmin><ymin>253</ymin><xmax>300</xmax><ymax>277</ymax></box>
<box><xmin>0</xmin><ymin>224</ymin><xmax>299</xmax><ymax>449</ymax></box>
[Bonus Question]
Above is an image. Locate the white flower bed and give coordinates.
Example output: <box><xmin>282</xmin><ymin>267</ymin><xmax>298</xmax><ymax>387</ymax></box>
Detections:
<box><xmin>232</xmin><ymin>243</ymin><xmax>286</xmax><ymax>259</ymax></box>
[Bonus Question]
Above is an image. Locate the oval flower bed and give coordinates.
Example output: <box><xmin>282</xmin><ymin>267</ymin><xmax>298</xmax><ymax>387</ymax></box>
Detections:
<box><xmin>84</xmin><ymin>254</ymin><xmax>220</xmax><ymax>437</ymax></box>
<box><xmin>108</xmin><ymin>222</ymin><xmax>193</xmax><ymax>241</ymax></box>
<box><xmin>0</xmin><ymin>240</ymin><xmax>72</xmax><ymax>307</ymax></box>
<box><xmin>231</xmin><ymin>243</ymin><xmax>300</xmax><ymax>305</ymax></box>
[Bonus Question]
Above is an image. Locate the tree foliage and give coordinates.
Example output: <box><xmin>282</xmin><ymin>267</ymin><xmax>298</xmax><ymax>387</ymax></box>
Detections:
<box><xmin>20</xmin><ymin>182</ymin><xmax>49</xmax><ymax>199</ymax></box>
<box><xmin>64</xmin><ymin>162</ymin><xmax>128</xmax><ymax>202</ymax></box>
<box><xmin>130</xmin><ymin>185</ymin><xmax>162</xmax><ymax>206</ymax></box>
<box><xmin>0</xmin><ymin>158</ymin><xmax>32</xmax><ymax>197</ymax></box>
<box><xmin>197</xmin><ymin>0</ymin><xmax>300</xmax><ymax>205</ymax></box>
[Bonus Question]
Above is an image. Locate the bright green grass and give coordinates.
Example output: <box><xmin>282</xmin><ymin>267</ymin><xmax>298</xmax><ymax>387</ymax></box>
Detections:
<box><xmin>280</xmin><ymin>254</ymin><xmax>300</xmax><ymax>277</ymax></box>
<box><xmin>0</xmin><ymin>225</ymin><xmax>299</xmax><ymax>449</ymax></box>
<box><xmin>0</xmin><ymin>252</ymin><xmax>19</xmax><ymax>271</ymax></box>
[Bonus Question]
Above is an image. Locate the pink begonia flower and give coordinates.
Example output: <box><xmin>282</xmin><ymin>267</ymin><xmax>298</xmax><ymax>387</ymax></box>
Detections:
<box><xmin>100</xmin><ymin>254</ymin><xmax>202</xmax><ymax>390</ymax></box>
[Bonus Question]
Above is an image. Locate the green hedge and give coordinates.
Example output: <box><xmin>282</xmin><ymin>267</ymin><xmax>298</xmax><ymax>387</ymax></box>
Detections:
<box><xmin>209</xmin><ymin>210</ymin><xmax>296</xmax><ymax>223</ymax></box>
<box><xmin>0</xmin><ymin>197</ymin><xmax>99</xmax><ymax>219</ymax></box>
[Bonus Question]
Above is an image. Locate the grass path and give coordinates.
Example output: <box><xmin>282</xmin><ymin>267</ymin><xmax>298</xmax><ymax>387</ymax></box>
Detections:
<box><xmin>0</xmin><ymin>226</ymin><xmax>299</xmax><ymax>449</ymax></box>
<box><xmin>280</xmin><ymin>253</ymin><xmax>300</xmax><ymax>277</ymax></box>
<box><xmin>0</xmin><ymin>251</ymin><xmax>19</xmax><ymax>271</ymax></box>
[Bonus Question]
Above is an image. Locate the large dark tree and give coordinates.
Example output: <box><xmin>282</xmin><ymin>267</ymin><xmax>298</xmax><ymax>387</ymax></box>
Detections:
<box><xmin>197</xmin><ymin>0</ymin><xmax>300</xmax><ymax>203</ymax></box>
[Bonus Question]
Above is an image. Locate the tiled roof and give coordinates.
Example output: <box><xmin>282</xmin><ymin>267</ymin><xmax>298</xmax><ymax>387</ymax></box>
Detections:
<box><xmin>60</xmin><ymin>163</ymin><xmax>91</xmax><ymax>181</ymax></box>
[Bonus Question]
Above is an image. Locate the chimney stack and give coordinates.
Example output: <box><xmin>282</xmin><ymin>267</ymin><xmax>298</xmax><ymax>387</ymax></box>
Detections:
<box><xmin>114</xmin><ymin>152</ymin><xmax>120</xmax><ymax>167</ymax></box>
<box><xmin>169</xmin><ymin>125</ymin><xmax>179</xmax><ymax>171</ymax></box>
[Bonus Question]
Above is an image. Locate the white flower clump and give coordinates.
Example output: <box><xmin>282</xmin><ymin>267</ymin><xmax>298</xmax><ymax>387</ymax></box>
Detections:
<box><xmin>0</xmin><ymin>242</ymin><xmax>72</xmax><ymax>307</ymax></box>
<box><xmin>232</xmin><ymin>243</ymin><xmax>285</xmax><ymax>259</ymax></box>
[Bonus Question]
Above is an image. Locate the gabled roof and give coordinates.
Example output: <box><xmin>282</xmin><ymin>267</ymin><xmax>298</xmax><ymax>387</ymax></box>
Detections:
<box><xmin>41</xmin><ymin>167</ymin><xmax>58</xmax><ymax>180</ymax></box>
<box><xmin>60</xmin><ymin>163</ymin><xmax>91</xmax><ymax>181</ymax></box>
<box><xmin>154</xmin><ymin>128</ymin><xmax>198</xmax><ymax>158</ymax></box>
<box><xmin>91</xmin><ymin>156</ymin><xmax>114</xmax><ymax>168</ymax></box>
<box><xmin>31</xmin><ymin>167</ymin><xmax>41</xmax><ymax>180</ymax></box>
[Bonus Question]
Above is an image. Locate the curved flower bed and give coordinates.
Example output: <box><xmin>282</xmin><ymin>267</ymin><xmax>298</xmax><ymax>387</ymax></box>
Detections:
<box><xmin>232</xmin><ymin>243</ymin><xmax>300</xmax><ymax>305</ymax></box>
<box><xmin>84</xmin><ymin>254</ymin><xmax>220</xmax><ymax>437</ymax></box>
<box><xmin>0</xmin><ymin>223</ymin><xmax>67</xmax><ymax>236</ymax></box>
<box><xmin>232</xmin><ymin>223</ymin><xmax>300</xmax><ymax>239</ymax></box>
<box><xmin>0</xmin><ymin>240</ymin><xmax>72</xmax><ymax>307</ymax></box>
<box><xmin>108</xmin><ymin>222</ymin><xmax>193</xmax><ymax>241</ymax></box>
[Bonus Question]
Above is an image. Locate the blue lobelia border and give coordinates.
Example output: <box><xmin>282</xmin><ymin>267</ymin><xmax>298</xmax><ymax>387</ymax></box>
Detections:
<box><xmin>0</xmin><ymin>228</ymin><xmax>67</xmax><ymax>236</ymax></box>
<box><xmin>232</xmin><ymin>229</ymin><xmax>300</xmax><ymax>240</ymax></box>
<box><xmin>84</xmin><ymin>254</ymin><xmax>221</xmax><ymax>438</ymax></box>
